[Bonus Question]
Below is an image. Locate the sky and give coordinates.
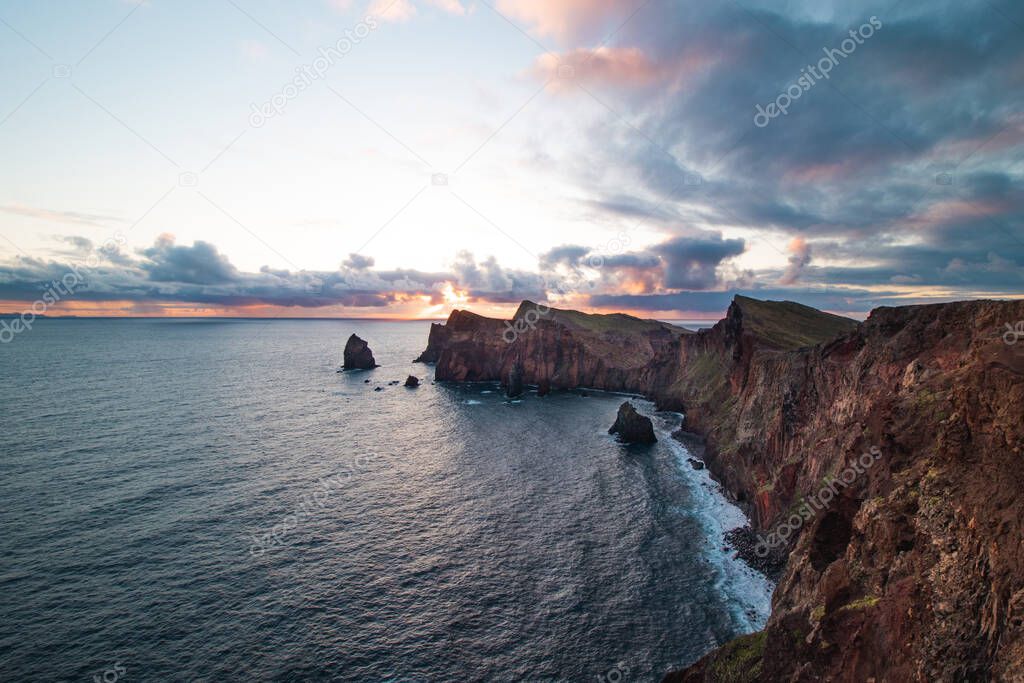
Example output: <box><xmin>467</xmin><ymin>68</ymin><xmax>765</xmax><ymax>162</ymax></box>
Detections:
<box><xmin>0</xmin><ymin>0</ymin><xmax>1021</xmax><ymax>320</ymax></box>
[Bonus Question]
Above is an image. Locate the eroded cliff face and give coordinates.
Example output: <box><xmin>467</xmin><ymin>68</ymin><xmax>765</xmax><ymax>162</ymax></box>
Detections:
<box><xmin>417</xmin><ymin>301</ymin><xmax>691</xmax><ymax>399</ymax></box>
<box><xmin>672</xmin><ymin>299</ymin><xmax>1024</xmax><ymax>682</ymax></box>
<box><xmin>418</xmin><ymin>296</ymin><xmax>1024</xmax><ymax>681</ymax></box>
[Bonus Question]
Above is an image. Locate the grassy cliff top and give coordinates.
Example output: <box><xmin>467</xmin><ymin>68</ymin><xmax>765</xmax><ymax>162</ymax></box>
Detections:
<box><xmin>732</xmin><ymin>295</ymin><xmax>858</xmax><ymax>349</ymax></box>
<box><xmin>513</xmin><ymin>300</ymin><xmax>692</xmax><ymax>336</ymax></box>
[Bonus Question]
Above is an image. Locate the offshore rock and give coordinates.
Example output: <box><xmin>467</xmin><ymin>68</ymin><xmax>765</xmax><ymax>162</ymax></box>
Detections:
<box><xmin>506</xmin><ymin>361</ymin><xmax>524</xmax><ymax>398</ymax></box>
<box><xmin>404</xmin><ymin>375</ymin><xmax>419</xmax><ymax>388</ymax></box>
<box><xmin>608</xmin><ymin>402</ymin><xmax>657</xmax><ymax>444</ymax></box>
<box><xmin>343</xmin><ymin>334</ymin><xmax>377</xmax><ymax>370</ymax></box>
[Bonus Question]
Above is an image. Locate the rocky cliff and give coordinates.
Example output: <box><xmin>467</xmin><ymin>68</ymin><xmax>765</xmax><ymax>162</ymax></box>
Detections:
<box><xmin>418</xmin><ymin>296</ymin><xmax>1024</xmax><ymax>681</ymax></box>
<box><xmin>417</xmin><ymin>300</ymin><xmax>692</xmax><ymax>397</ymax></box>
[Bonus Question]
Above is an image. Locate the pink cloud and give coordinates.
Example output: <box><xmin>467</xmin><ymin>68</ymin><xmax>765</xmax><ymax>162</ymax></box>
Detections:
<box><xmin>496</xmin><ymin>0</ymin><xmax>625</xmax><ymax>41</ymax></box>
<box><xmin>369</xmin><ymin>0</ymin><xmax>416</xmax><ymax>22</ymax></box>
<box><xmin>533</xmin><ymin>46</ymin><xmax>661</xmax><ymax>88</ymax></box>
<box><xmin>779</xmin><ymin>237</ymin><xmax>811</xmax><ymax>285</ymax></box>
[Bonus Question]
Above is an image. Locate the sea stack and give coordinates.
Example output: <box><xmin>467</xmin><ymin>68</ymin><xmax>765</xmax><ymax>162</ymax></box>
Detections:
<box><xmin>343</xmin><ymin>334</ymin><xmax>377</xmax><ymax>370</ymax></box>
<box><xmin>608</xmin><ymin>402</ymin><xmax>657</xmax><ymax>444</ymax></box>
<box><xmin>506</xmin><ymin>361</ymin><xmax>524</xmax><ymax>398</ymax></box>
<box><xmin>404</xmin><ymin>375</ymin><xmax>419</xmax><ymax>388</ymax></box>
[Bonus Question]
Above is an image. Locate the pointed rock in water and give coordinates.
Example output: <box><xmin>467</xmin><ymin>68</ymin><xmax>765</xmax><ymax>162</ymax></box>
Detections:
<box><xmin>506</xmin><ymin>361</ymin><xmax>524</xmax><ymax>398</ymax></box>
<box><xmin>343</xmin><ymin>334</ymin><xmax>377</xmax><ymax>370</ymax></box>
<box><xmin>688</xmin><ymin>458</ymin><xmax>705</xmax><ymax>470</ymax></box>
<box><xmin>404</xmin><ymin>375</ymin><xmax>419</xmax><ymax>387</ymax></box>
<box><xmin>608</xmin><ymin>401</ymin><xmax>657</xmax><ymax>444</ymax></box>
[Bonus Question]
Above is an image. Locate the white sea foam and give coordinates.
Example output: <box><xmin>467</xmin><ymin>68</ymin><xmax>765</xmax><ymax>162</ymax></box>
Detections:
<box><xmin>645</xmin><ymin>404</ymin><xmax>775</xmax><ymax>632</ymax></box>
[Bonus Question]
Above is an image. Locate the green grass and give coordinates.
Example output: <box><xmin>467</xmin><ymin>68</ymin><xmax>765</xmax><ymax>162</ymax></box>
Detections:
<box><xmin>838</xmin><ymin>595</ymin><xmax>881</xmax><ymax>612</ymax></box>
<box><xmin>733</xmin><ymin>295</ymin><xmax>858</xmax><ymax>349</ymax></box>
<box><xmin>512</xmin><ymin>300</ymin><xmax>691</xmax><ymax>336</ymax></box>
<box><xmin>710</xmin><ymin>631</ymin><xmax>767</xmax><ymax>683</ymax></box>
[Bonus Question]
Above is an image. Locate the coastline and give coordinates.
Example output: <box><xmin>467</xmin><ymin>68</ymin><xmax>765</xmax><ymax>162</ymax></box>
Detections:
<box><xmin>648</xmin><ymin>408</ymin><xmax>774</xmax><ymax>634</ymax></box>
<box><xmin>418</xmin><ymin>297</ymin><xmax>1024</xmax><ymax>679</ymax></box>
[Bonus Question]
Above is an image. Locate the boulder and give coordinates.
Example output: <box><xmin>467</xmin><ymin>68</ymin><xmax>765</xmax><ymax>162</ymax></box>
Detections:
<box><xmin>608</xmin><ymin>402</ymin><xmax>657</xmax><ymax>444</ymax></box>
<box><xmin>343</xmin><ymin>334</ymin><xmax>377</xmax><ymax>370</ymax></box>
<box><xmin>404</xmin><ymin>375</ymin><xmax>420</xmax><ymax>388</ymax></box>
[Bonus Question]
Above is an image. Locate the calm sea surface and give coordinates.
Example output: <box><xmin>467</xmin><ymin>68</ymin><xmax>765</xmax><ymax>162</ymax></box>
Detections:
<box><xmin>0</xmin><ymin>319</ymin><xmax>770</xmax><ymax>682</ymax></box>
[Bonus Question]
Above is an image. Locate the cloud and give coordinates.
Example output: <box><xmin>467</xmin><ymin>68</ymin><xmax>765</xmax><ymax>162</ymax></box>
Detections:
<box><xmin>539</xmin><ymin>232</ymin><xmax>747</xmax><ymax>293</ymax></box>
<box><xmin>539</xmin><ymin>244</ymin><xmax>590</xmax><ymax>269</ymax></box>
<box><xmin>368</xmin><ymin>0</ymin><xmax>416</xmax><ymax>22</ymax></box>
<box><xmin>1</xmin><ymin>204</ymin><xmax>122</xmax><ymax>227</ymax></box>
<box><xmin>58</xmin><ymin>236</ymin><xmax>94</xmax><ymax>253</ymax></box>
<box><xmin>451</xmin><ymin>250</ymin><xmax>546</xmax><ymax>301</ymax></box>
<box><xmin>654</xmin><ymin>234</ymin><xmax>746</xmax><ymax>290</ymax></box>
<box><xmin>425</xmin><ymin>0</ymin><xmax>466</xmax><ymax>16</ymax></box>
<box><xmin>343</xmin><ymin>253</ymin><xmax>375</xmax><ymax>269</ymax></box>
<box><xmin>0</xmin><ymin>236</ymin><xmax>556</xmax><ymax>312</ymax></box>
<box><xmin>534</xmin><ymin>47</ymin><xmax>663</xmax><ymax>89</ymax></box>
<box><xmin>586</xmin><ymin>287</ymin><xmax>931</xmax><ymax>317</ymax></box>
<box><xmin>779</xmin><ymin>237</ymin><xmax>811</xmax><ymax>285</ymax></box>
<box><xmin>521</xmin><ymin>0</ymin><xmax>1024</xmax><ymax>303</ymax></box>
<box><xmin>141</xmin><ymin>234</ymin><xmax>239</xmax><ymax>285</ymax></box>
<box><xmin>495</xmin><ymin>0</ymin><xmax>625</xmax><ymax>41</ymax></box>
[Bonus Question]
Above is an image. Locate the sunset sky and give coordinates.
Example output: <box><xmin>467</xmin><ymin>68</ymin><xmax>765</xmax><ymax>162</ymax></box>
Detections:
<box><xmin>0</xmin><ymin>0</ymin><xmax>1021</xmax><ymax>319</ymax></box>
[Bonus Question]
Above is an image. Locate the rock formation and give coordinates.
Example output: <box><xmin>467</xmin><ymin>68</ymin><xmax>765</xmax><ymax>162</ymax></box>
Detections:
<box><xmin>417</xmin><ymin>296</ymin><xmax>1024</xmax><ymax>680</ymax></box>
<box><xmin>343</xmin><ymin>334</ymin><xmax>377</xmax><ymax>370</ymax></box>
<box><xmin>608</xmin><ymin>401</ymin><xmax>657</xmax><ymax>444</ymax></box>
<box><xmin>506</xmin><ymin>360</ymin><xmax>524</xmax><ymax>398</ymax></box>
<box><xmin>404</xmin><ymin>375</ymin><xmax>419</xmax><ymax>388</ymax></box>
<box><xmin>417</xmin><ymin>300</ymin><xmax>692</xmax><ymax>393</ymax></box>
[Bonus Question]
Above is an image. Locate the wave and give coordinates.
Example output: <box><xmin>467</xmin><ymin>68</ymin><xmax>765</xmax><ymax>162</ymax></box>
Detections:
<box><xmin>649</xmin><ymin>406</ymin><xmax>774</xmax><ymax>633</ymax></box>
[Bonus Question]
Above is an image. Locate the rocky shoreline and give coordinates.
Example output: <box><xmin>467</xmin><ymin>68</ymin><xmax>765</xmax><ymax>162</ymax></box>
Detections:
<box><xmin>416</xmin><ymin>296</ymin><xmax>1024</xmax><ymax>681</ymax></box>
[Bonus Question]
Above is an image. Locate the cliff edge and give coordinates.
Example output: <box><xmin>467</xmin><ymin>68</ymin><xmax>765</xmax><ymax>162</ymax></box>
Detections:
<box><xmin>417</xmin><ymin>296</ymin><xmax>1024</xmax><ymax>681</ymax></box>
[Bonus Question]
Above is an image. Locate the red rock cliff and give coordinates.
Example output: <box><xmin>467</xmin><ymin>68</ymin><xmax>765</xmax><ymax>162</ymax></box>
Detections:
<box><xmin>417</xmin><ymin>296</ymin><xmax>1024</xmax><ymax>680</ymax></box>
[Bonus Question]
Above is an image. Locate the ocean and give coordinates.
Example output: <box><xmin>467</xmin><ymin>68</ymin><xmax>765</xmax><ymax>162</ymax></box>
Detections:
<box><xmin>0</xmin><ymin>319</ymin><xmax>771</xmax><ymax>681</ymax></box>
